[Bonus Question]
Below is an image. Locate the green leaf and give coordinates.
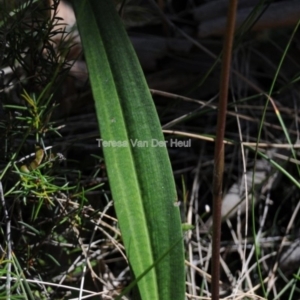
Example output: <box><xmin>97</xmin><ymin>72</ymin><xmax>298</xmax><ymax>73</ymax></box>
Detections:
<box><xmin>72</xmin><ymin>0</ymin><xmax>185</xmax><ymax>299</ymax></box>
<box><xmin>181</xmin><ymin>223</ymin><xmax>195</xmax><ymax>231</ymax></box>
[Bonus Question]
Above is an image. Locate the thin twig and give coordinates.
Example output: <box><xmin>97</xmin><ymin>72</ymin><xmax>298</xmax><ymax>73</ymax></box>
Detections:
<box><xmin>196</xmin><ymin>0</ymin><xmax>300</xmax><ymax>37</ymax></box>
<box><xmin>0</xmin><ymin>181</ymin><xmax>11</xmax><ymax>300</ymax></box>
<box><xmin>212</xmin><ymin>1</ymin><xmax>238</xmax><ymax>299</ymax></box>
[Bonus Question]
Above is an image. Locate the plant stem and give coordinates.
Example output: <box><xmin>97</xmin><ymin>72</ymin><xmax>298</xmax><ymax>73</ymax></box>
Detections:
<box><xmin>211</xmin><ymin>1</ymin><xmax>238</xmax><ymax>299</ymax></box>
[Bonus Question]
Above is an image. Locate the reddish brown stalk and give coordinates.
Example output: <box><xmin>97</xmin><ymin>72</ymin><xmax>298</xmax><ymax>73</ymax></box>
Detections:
<box><xmin>211</xmin><ymin>1</ymin><xmax>238</xmax><ymax>300</ymax></box>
